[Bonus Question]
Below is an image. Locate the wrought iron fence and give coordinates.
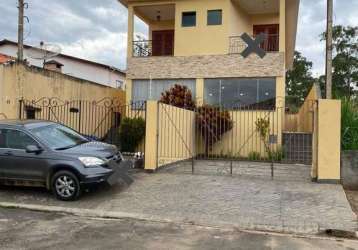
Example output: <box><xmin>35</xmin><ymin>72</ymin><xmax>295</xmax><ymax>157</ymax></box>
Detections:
<box><xmin>19</xmin><ymin>97</ymin><xmax>146</xmax><ymax>153</ymax></box>
<box><xmin>229</xmin><ymin>34</ymin><xmax>279</xmax><ymax>54</ymax></box>
<box><xmin>133</xmin><ymin>40</ymin><xmax>152</xmax><ymax>57</ymax></box>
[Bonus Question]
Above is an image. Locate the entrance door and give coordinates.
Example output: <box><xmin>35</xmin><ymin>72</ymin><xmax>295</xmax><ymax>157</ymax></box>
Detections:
<box><xmin>152</xmin><ymin>30</ymin><xmax>174</xmax><ymax>56</ymax></box>
<box><xmin>253</xmin><ymin>24</ymin><xmax>279</xmax><ymax>52</ymax></box>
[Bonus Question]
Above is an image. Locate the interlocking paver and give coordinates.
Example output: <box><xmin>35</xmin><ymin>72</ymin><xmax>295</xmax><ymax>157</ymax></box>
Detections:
<box><xmin>0</xmin><ymin>161</ymin><xmax>356</xmax><ymax>234</ymax></box>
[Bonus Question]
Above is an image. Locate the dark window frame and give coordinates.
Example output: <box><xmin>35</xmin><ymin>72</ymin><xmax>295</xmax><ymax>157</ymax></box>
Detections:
<box><xmin>207</xmin><ymin>9</ymin><xmax>222</xmax><ymax>26</ymax></box>
<box><xmin>182</xmin><ymin>11</ymin><xmax>196</xmax><ymax>27</ymax></box>
<box><xmin>0</xmin><ymin>128</ymin><xmax>40</xmax><ymax>150</ymax></box>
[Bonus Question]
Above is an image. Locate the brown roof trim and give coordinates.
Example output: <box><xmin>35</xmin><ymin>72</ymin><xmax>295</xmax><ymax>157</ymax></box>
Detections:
<box><xmin>0</xmin><ymin>39</ymin><xmax>126</xmax><ymax>75</ymax></box>
<box><xmin>44</xmin><ymin>59</ymin><xmax>64</xmax><ymax>66</ymax></box>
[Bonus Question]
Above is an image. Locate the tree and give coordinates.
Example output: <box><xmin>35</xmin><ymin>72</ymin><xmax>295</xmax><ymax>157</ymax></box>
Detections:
<box><xmin>320</xmin><ymin>25</ymin><xmax>358</xmax><ymax>98</ymax></box>
<box><xmin>286</xmin><ymin>51</ymin><xmax>315</xmax><ymax>105</ymax></box>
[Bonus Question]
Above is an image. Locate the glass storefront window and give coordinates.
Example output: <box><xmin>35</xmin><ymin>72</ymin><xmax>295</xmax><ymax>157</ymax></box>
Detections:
<box><xmin>204</xmin><ymin>78</ymin><xmax>276</xmax><ymax>109</ymax></box>
<box><xmin>132</xmin><ymin>79</ymin><xmax>196</xmax><ymax>102</ymax></box>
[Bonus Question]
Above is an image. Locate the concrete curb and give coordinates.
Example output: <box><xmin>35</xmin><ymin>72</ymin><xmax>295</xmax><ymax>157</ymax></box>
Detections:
<box><xmin>0</xmin><ymin>201</ymin><xmax>327</xmax><ymax>236</ymax></box>
<box><xmin>1</xmin><ymin>202</ymin><xmax>357</xmax><ymax>239</ymax></box>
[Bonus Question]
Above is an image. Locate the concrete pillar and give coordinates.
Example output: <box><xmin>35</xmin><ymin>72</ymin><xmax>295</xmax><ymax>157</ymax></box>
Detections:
<box><xmin>125</xmin><ymin>79</ymin><xmax>132</xmax><ymax>104</ymax></box>
<box><xmin>279</xmin><ymin>0</ymin><xmax>286</xmax><ymax>53</ymax></box>
<box><xmin>196</xmin><ymin>78</ymin><xmax>204</xmax><ymax>106</ymax></box>
<box><xmin>144</xmin><ymin>100</ymin><xmax>158</xmax><ymax>170</ymax></box>
<box><xmin>316</xmin><ymin>99</ymin><xmax>341</xmax><ymax>182</ymax></box>
<box><xmin>127</xmin><ymin>5</ymin><xmax>134</xmax><ymax>60</ymax></box>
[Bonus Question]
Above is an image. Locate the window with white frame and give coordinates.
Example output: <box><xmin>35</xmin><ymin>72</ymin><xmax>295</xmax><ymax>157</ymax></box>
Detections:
<box><xmin>132</xmin><ymin>79</ymin><xmax>196</xmax><ymax>102</ymax></box>
<box><xmin>204</xmin><ymin>78</ymin><xmax>276</xmax><ymax>109</ymax></box>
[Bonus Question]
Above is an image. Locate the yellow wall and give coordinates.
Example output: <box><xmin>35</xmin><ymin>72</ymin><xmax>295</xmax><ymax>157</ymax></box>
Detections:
<box><xmin>174</xmin><ymin>0</ymin><xmax>231</xmax><ymax>56</ymax></box>
<box><xmin>126</xmin><ymin>0</ymin><xmax>299</xmax><ymax>70</ymax></box>
<box><xmin>229</xmin><ymin>1</ymin><xmax>251</xmax><ymax>37</ymax></box>
<box><xmin>144</xmin><ymin>101</ymin><xmax>196</xmax><ymax>170</ymax></box>
<box><xmin>316</xmin><ymin>99</ymin><xmax>341</xmax><ymax>181</ymax></box>
<box><xmin>206</xmin><ymin>109</ymin><xmax>283</xmax><ymax>158</ymax></box>
<box><xmin>284</xmin><ymin>85</ymin><xmax>319</xmax><ymax>133</ymax></box>
<box><xmin>157</xmin><ymin>103</ymin><xmax>195</xmax><ymax>167</ymax></box>
<box><xmin>144</xmin><ymin>100</ymin><xmax>158</xmax><ymax>170</ymax></box>
<box><xmin>251</xmin><ymin>13</ymin><xmax>279</xmax><ymax>26</ymax></box>
<box><xmin>0</xmin><ymin>64</ymin><xmax>125</xmax><ymax>129</ymax></box>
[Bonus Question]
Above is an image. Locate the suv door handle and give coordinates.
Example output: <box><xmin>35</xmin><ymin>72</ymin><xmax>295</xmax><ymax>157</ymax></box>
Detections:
<box><xmin>4</xmin><ymin>151</ymin><xmax>13</xmax><ymax>156</ymax></box>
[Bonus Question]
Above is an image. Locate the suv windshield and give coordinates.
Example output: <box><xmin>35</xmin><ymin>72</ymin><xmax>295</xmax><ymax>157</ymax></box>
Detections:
<box><xmin>30</xmin><ymin>124</ymin><xmax>88</xmax><ymax>150</ymax></box>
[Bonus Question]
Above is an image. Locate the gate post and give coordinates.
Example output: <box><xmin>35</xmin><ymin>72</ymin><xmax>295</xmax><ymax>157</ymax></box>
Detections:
<box><xmin>315</xmin><ymin>99</ymin><xmax>341</xmax><ymax>183</ymax></box>
<box><xmin>18</xmin><ymin>98</ymin><xmax>23</xmax><ymax>119</ymax></box>
<box><xmin>144</xmin><ymin>100</ymin><xmax>159</xmax><ymax>171</ymax></box>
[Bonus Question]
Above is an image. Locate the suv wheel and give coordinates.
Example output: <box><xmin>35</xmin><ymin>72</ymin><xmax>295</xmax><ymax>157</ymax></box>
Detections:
<box><xmin>51</xmin><ymin>170</ymin><xmax>81</xmax><ymax>201</ymax></box>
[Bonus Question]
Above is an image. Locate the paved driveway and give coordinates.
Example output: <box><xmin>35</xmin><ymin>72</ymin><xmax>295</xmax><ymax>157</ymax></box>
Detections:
<box><xmin>0</xmin><ymin>163</ymin><xmax>356</xmax><ymax>235</ymax></box>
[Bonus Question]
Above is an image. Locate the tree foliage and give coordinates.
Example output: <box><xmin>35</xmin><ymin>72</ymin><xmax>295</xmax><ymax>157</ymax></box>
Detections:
<box><xmin>286</xmin><ymin>51</ymin><xmax>315</xmax><ymax>103</ymax></box>
<box><xmin>320</xmin><ymin>25</ymin><xmax>358</xmax><ymax>98</ymax></box>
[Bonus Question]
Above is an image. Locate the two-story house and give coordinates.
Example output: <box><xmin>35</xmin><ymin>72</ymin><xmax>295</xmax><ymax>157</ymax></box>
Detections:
<box><xmin>119</xmin><ymin>0</ymin><xmax>299</xmax><ymax>109</ymax></box>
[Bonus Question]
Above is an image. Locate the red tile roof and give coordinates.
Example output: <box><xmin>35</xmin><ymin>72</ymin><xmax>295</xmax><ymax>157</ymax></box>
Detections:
<box><xmin>0</xmin><ymin>53</ymin><xmax>13</xmax><ymax>64</ymax></box>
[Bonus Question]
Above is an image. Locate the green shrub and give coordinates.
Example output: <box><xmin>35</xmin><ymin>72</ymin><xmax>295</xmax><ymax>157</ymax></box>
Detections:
<box><xmin>160</xmin><ymin>84</ymin><xmax>195</xmax><ymax>110</ymax></box>
<box><xmin>196</xmin><ymin>105</ymin><xmax>233</xmax><ymax>154</ymax></box>
<box><xmin>119</xmin><ymin>117</ymin><xmax>146</xmax><ymax>152</ymax></box>
<box><xmin>268</xmin><ymin>147</ymin><xmax>285</xmax><ymax>162</ymax></box>
<box><xmin>341</xmin><ymin>98</ymin><xmax>358</xmax><ymax>150</ymax></box>
<box><xmin>248</xmin><ymin>151</ymin><xmax>261</xmax><ymax>161</ymax></box>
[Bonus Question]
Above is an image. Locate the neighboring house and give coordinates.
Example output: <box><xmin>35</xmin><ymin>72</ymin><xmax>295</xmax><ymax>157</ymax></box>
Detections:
<box><xmin>0</xmin><ymin>39</ymin><xmax>126</xmax><ymax>89</ymax></box>
<box><xmin>0</xmin><ymin>53</ymin><xmax>14</xmax><ymax>64</ymax></box>
<box><xmin>119</xmin><ymin>0</ymin><xmax>299</xmax><ymax>108</ymax></box>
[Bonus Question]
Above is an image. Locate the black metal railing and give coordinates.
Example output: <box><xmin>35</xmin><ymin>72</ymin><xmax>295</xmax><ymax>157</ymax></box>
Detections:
<box><xmin>133</xmin><ymin>40</ymin><xmax>152</xmax><ymax>57</ymax></box>
<box><xmin>19</xmin><ymin>98</ymin><xmax>147</xmax><ymax>154</ymax></box>
<box><xmin>229</xmin><ymin>34</ymin><xmax>279</xmax><ymax>54</ymax></box>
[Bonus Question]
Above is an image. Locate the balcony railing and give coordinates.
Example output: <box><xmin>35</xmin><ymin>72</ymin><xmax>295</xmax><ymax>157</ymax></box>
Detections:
<box><xmin>133</xmin><ymin>40</ymin><xmax>152</xmax><ymax>57</ymax></box>
<box><xmin>229</xmin><ymin>34</ymin><xmax>279</xmax><ymax>54</ymax></box>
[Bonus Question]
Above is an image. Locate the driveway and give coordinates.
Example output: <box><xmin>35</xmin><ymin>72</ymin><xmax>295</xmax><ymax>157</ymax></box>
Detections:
<box><xmin>0</xmin><ymin>162</ymin><xmax>356</xmax><ymax>235</ymax></box>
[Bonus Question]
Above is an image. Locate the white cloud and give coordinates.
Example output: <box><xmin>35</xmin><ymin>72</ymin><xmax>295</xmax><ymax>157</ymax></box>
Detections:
<box><xmin>296</xmin><ymin>0</ymin><xmax>358</xmax><ymax>76</ymax></box>
<box><xmin>60</xmin><ymin>32</ymin><xmax>128</xmax><ymax>69</ymax></box>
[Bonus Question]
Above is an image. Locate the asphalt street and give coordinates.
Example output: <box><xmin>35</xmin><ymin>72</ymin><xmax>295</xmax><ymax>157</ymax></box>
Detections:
<box><xmin>0</xmin><ymin>207</ymin><xmax>357</xmax><ymax>250</ymax></box>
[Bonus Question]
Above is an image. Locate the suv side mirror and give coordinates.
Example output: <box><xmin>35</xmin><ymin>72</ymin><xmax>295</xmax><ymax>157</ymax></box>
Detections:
<box><xmin>26</xmin><ymin>145</ymin><xmax>43</xmax><ymax>154</ymax></box>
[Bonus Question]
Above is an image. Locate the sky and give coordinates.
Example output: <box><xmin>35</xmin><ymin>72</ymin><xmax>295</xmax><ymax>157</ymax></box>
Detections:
<box><xmin>0</xmin><ymin>0</ymin><xmax>357</xmax><ymax>76</ymax></box>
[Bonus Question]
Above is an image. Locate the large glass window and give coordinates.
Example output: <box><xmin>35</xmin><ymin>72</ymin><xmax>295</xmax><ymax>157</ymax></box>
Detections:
<box><xmin>207</xmin><ymin>10</ymin><xmax>222</xmax><ymax>25</ymax></box>
<box><xmin>132</xmin><ymin>79</ymin><xmax>196</xmax><ymax>102</ymax></box>
<box><xmin>182</xmin><ymin>12</ymin><xmax>196</xmax><ymax>27</ymax></box>
<box><xmin>204</xmin><ymin>78</ymin><xmax>276</xmax><ymax>109</ymax></box>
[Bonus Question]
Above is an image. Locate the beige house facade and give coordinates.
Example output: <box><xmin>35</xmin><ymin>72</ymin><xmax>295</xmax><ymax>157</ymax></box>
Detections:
<box><xmin>119</xmin><ymin>0</ymin><xmax>342</xmax><ymax>183</ymax></box>
<box><xmin>120</xmin><ymin>0</ymin><xmax>299</xmax><ymax>107</ymax></box>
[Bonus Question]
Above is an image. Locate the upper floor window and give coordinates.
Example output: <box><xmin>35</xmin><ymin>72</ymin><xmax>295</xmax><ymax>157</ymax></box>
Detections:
<box><xmin>207</xmin><ymin>10</ymin><xmax>222</xmax><ymax>25</ymax></box>
<box><xmin>182</xmin><ymin>12</ymin><xmax>196</xmax><ymax>27</ymax></box>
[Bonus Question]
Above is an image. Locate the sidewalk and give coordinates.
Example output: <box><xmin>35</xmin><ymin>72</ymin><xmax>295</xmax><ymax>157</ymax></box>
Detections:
<box><xmin>0</xmin><ymin>171</ymin><xmax>356</xmax><ymax>235</ymax></box>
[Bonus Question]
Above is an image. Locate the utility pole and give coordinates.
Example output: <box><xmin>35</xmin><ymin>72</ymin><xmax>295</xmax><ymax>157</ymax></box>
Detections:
<box><xmin>17</xmin><ymin>0</ymin><xmax>24</xmax><ymax>62</ymax></box>
<box><xmin>325</xmin><ymin>0</ymin><xmax>333</xmax><ymax>99</ymax></box>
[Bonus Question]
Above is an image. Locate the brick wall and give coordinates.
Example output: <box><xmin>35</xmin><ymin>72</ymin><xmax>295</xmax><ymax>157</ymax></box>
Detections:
<box><xmin>127</xmin><ymin>52</ymin><xmax>285</xmax><ymax>79</ymax></box>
